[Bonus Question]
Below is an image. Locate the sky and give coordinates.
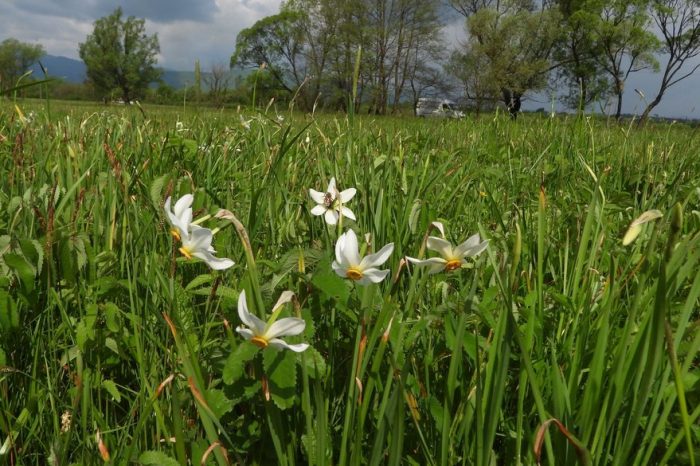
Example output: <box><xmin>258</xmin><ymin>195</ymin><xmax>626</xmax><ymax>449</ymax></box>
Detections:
<box><xmin>1</xmin><ymin>0</ymin><xmax>699</xmax><ymax>119</ymax></box>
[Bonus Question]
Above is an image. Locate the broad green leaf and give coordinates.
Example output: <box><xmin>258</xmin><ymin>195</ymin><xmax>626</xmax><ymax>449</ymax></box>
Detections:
<box><xmin>138</xmin><ymin>450</ymin><xmax>180</xmax><ymax>466</ymax></box>
<box><xmin>263</xmin><ymin>349</ymin><xmax>297</xmax><ymax>410</ymax></box>
<box><xmin>206</xmin><ymin>388</ymin><xmax>233</xmax><ymax>418</ymax></box>
<box><xmin>185</xmin><ymin>274</ymin><xmax>213</xmax><ymax>291</ymax></box>
<box><xmin>19</xmin><ymin>239</ymin><xmax>43</xmax><ymax>276</ymax></box>
<box><xmin>223</xmin><ymin>343</ymin><xmax>258</xmax><ymax>385</ymax></box>
<box><xmin>150</xmin><ymin>174</ymin><xmax>170</xmax><ymax>209</ymax></box>
<box><xmin>3</xmin><ymin>253</ymin><xmax>35</xmax><ymax>292</ymax></box>
<box><xmin>301</xmin><ymin>347</ymin><xmax>327</xmax><ymax>379</ymax></box>
<box><xmin>311</xmin><ymin>262</ymin><xmax>349</xmax><ymax>305</ymax></box>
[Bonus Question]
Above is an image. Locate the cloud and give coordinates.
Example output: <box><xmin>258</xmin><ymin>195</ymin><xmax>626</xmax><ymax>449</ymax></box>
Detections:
<box><xmin>0</xmin><ymin>0</ymin><xmax>283</xmax><ymax>69</ymax></box>
<box><xmin>4</xmin><ymin>0</ymin><xmax>219</xmax><ymax>23</ymax></box>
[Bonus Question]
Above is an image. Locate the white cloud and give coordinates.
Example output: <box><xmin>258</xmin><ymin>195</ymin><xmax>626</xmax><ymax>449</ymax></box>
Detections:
<box><xmin>0</xmin><ymin>0</ymin><xmax>283</xmax><ymax>69</ymax></box>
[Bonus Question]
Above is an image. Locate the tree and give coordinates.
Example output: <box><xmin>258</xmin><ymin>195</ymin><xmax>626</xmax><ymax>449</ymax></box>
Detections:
<box><xmin>231</xmin><ymin>9</ymin><xmax>306</xmax><ymax>97</ymax></box>
<box><xmin>449</xmin><ymin>4</ymin><xmax>561</xmax><ymax>118</ymax></box>
<box><xmin>79</xmin><ymin>8</ymin><xmax>161</xmax><ymax>102</ymax></box>
<box><xmin>587</xmin><ymin>0</ymin><xmax>659</xmax><ymax>119</ymax></box>
<box><xmin>0</xmin><ymin>38</ymin><xmax>45</xmax><ymax>92</ymax></box>
<box><xmin>640</xmin><ymin>0</ymin><xmax>700</xmax><ymax>122</ymax></box>
<box><xmin>204</xmin><ymin>63</ymin><xmax>232</xmax><ymax>106</ymax></box>
<box><xmin>554</xmin><ymin>0</ymin><xmax>612</xmax><ymax>109</ymax></box>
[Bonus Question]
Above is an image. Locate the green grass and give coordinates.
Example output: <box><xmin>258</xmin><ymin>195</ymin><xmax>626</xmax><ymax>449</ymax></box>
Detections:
<box><xmin>1</xmin><ymin>99</ymin><xmax>699</xmax><ymax>465</ymax></box>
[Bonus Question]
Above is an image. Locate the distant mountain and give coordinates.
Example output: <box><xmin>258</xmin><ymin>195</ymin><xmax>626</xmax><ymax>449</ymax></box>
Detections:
<box><xmin>29</xmin><ymin>54</ymin><xmax>243</xmax><ymax>89</ymax></box>
<box><xmin>32</xmin><ymin>55</ymin><xmax>86</xmax><ymax>83</ymax></box>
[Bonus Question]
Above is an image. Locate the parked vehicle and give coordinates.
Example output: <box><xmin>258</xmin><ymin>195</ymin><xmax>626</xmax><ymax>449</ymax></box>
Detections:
<box><xmin>415</xmin><ymin>98</ymin><xmax>465</xmax><ymax>119</ymax></box>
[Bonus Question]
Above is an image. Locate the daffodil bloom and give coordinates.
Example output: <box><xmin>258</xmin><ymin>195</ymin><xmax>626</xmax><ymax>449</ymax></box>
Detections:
<box><xmin>236</xmin><ymin>290</ymin><xmax>309</xmax><ymax>352</ymax></box>
<box><xmin>164</xmin><ymin>194</ymin><xmax>193</xmax><ymax>241</ymax></box>
<box><xmin>178</xmin><ymin>224</ymin><xmax>234</xmax><ymax>270</ymax></box>
<box><xmin>407</xmin><ymin>233</ymin><xmax>488</xmax><ymax>274</ymax></box>
<box><xmin>332</xmin><ymin>229</ymin><xmax>394</xmax><ymax>285</ymax></box>
<box><xmin>309</xmin><ymin>177</ymin><xmax>357</xmax><ymax>225</ymax></box>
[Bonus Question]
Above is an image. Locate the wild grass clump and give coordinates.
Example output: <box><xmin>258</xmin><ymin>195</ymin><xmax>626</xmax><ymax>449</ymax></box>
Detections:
<box><xmin>1</xmin><ymin>100</ymin><xmax>699</xmax><ymax>465</ymax></box>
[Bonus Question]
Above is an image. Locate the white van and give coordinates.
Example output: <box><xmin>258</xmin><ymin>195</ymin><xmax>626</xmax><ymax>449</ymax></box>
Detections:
<box><xmin>415</xmin><ymin>98</ymin><xmax>465</xmax><ymax>119</ymax></box>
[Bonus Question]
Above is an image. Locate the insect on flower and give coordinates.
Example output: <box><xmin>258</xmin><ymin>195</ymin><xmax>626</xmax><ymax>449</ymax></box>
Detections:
<box><xmin>309</xmin><ymin>177</ymin><xmax>357</xmax><ymax>225</ymax></box>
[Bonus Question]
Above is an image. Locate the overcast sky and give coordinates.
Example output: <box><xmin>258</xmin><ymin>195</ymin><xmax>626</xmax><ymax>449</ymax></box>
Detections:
<box><xmin>1</xmin><ymin>0</ymin><xmax>699</xmax><ymax>119</ymax></box>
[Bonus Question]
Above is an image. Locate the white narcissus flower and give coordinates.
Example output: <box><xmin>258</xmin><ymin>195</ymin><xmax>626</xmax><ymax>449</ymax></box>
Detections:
<box><xmin>309</xmin><ymin>177</ymin><xmax>357</xmax><ymax>225</ymax></box>
<box><xmin>407</xmin><ymin>233</ymin><xmax>488</xmax><ymax>274</ymax></box>
<box><xmin>164</xmin><ymin>194</ymin><xmax>193</xmax><ymax>241</ymax></box>
<box><xmin>165</xmin><ymin>194</ymin><xmax>234</xmax><ymax>271</ymax></box>
<box><xmin>178</xmin><ymin>224</ymin><xmax>235</xmax><ymax>270</ymax></box>
<box><xmin>236</xmin><ymin>290</ymin><xmax>309</xmax><ymax>352</ymax></box>
<box><xmin>332</xmin><ymin>229</ymin><xmax>394</xmax><ymax>285</ymax></box>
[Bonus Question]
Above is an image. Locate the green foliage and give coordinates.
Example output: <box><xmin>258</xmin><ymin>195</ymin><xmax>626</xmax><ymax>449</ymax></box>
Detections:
<box><xmin>78</xmin><ymin>7</ymin><xmax>161</xmax><ymax>102</ymax></box>
<box><xmin>0</xmin><ymin>38</ymin><xmax>45</xmax><ymax>92</ymax></box>
<box><xmin>0</xmin><ymin>99</ymin><xmax>699</xmax><ymax>466</ymax></box>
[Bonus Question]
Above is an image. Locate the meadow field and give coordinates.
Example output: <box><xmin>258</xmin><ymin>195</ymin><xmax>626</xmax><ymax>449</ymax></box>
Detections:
<box><xmin>0</xmin><ymin>100</ymin><xmax>699</xmax><ymax>465</ymax></box>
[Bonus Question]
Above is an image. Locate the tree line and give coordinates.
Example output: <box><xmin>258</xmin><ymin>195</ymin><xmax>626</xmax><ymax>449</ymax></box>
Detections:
<box><xmin>3</xmin><ymin>2</ymin><xmax>700</xmax><ymax>120</ymax></box>
<box><xmin>233</xmin><ymin>0</ymin><xmax>700</xmax><ymax>120</ymax></box>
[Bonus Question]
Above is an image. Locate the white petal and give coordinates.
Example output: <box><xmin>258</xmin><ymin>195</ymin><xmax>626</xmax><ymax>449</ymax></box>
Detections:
<box><xmin>268</xmin><ymin>339</ymin><xmax>309</xmax><ymax>352</ymax></box>
<box><xmin>309</xmin><ymin>189</ymin><xmax>326</xmax><ymax>205</ymax></box>
<box><xmin>426</xmin><ymin>236</ymin><xmax>454</xmax><ymax>259</ymax></box>
<box><xmin>332</xmin><ymin>261</ymin><xmax>347</xmax><ymax>278</ymax></box>
<box><xmin>272</xmin><ymin>291</ymin><xmax>295</xmax><ymax>313</ymax></box>
<box><xmin>178</xmin><ymin>208</ymin><xmax>193</xmax><ymax>232</ymax></box>
<box><xmin>358</xmin><ymin>268</ymin><xmax>390</xmax><ymax>284</ymax></box>
<box><xmin>407</xmin><ymin>257</ymin><xmax>447</xmax><ymax>274</ymax></box>
<box><xmin>188</xmin><ymin>225</ymin><xmax>214</xmax><ymax>250</ymax></box>
<box><xmin>339</xmin><ymin>187</ymin><xmax>356</xmax><ymax>203</ymax></box>
<box><xmin>173</xmin><ymin>194</ymin><xmax>194</xmax><ymax>217</ymax></box>
<box><xmin>266</xmin><ymin>316</ymin><xmax>305</xmax><ymax>339</ymax></box>
<box><xmin>327</xmin><ymin>177</ymin><xmax>337</xmax><ymax>194</ymax></box>
<box><xmin>310</xmin><ymin>205</ymin><xmax>327</xmax><ymax>216</ymax></box>
<box><xmin>192</xmin><ymin>251</ymin><xmax>234</xmax><ymax>270</ymax></box>
<box><xmin>456</xmin><ymin>237</ymin><xmax>488</xmax><ymax>258</ymax></box>
<box><xmin>164</xmin><ymin>196</ymin><xmax>173</xmax><ymax>219</ymax></box>
<box><xmin>334</xmin><ymin>235</ymin><xmax>346</xmax><ymax>265</ymax></box>
<box><xmin>340</xmin><ymin>230</ymin><xmax>361</xmax><ymax>266</ymax></box>
<box><xmin>238</xmin><ymin>291</ymin><xmax>266</xmax><ymax>335</ymax></box>
<box><xmin>324</xmin><ymin>209</ymin><xmax>338</xmax><ymax>225</ymax></box>
<box><xmin>340</xmin><ymin>206</ymin><xmax>356</xmax><ymax>221</ymax></box>
<box><xmin>359</xmin><ymin>242</ymin><xmax>394</xmax><ymax>270</ymax></box>
<box><xmin>454</xmin><ymin>233</ymin><xmax>481</xmax><ymax>257</ymax></box>
<box><xmin>236</xmin><ymin>327</ymin><xmax>254</xmax><ymax>340</ymax></box>
<box><xmin>431</xmin><ymin>221</ymin><xmax>445</xmax><ymax>238</ymax></box>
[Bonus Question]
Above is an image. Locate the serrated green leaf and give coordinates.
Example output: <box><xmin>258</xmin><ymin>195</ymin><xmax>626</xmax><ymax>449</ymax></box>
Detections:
<box><xmin>223</xmin><ymin>343</ymin><xmax>258</xmax><ymax>385</ymax></box>
<box><xmin>301</xmin><ymin>347</ymin><xmax>327</xmax><ymax>379</ymax></box>
<box><xmin>101</xmin><ymin>379</ymin><xmax>122</xmax><ymax>402</ymax></box>
<box><xmin>138</xmin><ymin>450</ymin><xmax>180</xmax><ymax>466</ymax></box>
<box><xmin>311</xmin><ymin>261</ymin><xmax>349</xmax><ymax>304</ymax></box>
<box><xmin>206</xmin><ymin>388</ymin><xmax>233</xmax><ymax>418</ymax></box>
<box><xmin>263</xmin><ymin>349</ymin><xmax>297</xmax><ymax>410</ymax></box>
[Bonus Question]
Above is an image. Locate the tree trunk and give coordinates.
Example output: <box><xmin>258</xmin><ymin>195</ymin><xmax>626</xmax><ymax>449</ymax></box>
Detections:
<box><xmin>614</xmin><ymin>77</ymin><xmax>623</xmax><ymax>120</ymax></box>
<box><xmin>502</xmin><ymin>88</ymin><xmax>521</xmax><ymax>120</ymax></box>
<box><xmin>639</xmin><ymin>93</ymin><xmax>663</xmax><ymax>125</ymax></box>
